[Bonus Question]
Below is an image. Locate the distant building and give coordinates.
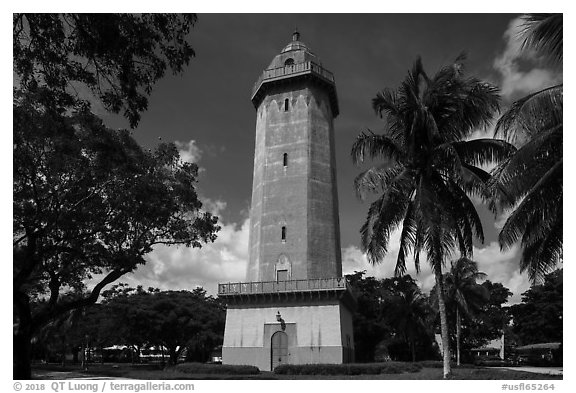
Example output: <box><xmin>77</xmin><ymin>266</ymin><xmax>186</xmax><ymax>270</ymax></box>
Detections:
<box><xmin>218</xmin><ymin>31</ymin><xmax>355</xmax><ymax>372</ymax></box>
<box><xmin>514</xmin><ymin>342</ymin><xmax>562</xmax><ymax>365</ymax></box>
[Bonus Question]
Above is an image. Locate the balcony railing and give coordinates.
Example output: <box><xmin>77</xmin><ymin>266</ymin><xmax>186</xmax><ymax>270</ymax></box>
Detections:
<box><xmin>218</xmin><ymin>277</ymin><xmax>349</xmax><ymax>296</ymax></box>
<box><xmin>251</xmin><ymin>61</ymin><xmax>335</xmax><ymax>98</ymax></box>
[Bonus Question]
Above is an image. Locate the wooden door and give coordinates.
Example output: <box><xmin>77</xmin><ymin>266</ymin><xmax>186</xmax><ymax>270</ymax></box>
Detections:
<box><xmin>271</xmin><ymin>331</ymin><xmax>288</xmax><ymax>370</ymax></box>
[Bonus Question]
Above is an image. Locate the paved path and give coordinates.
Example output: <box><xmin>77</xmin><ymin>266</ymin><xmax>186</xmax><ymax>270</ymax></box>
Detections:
<box><xmin>491</xmin><ymin>367</ymin><xmax>563</xmax><ymax>376</ymax></box>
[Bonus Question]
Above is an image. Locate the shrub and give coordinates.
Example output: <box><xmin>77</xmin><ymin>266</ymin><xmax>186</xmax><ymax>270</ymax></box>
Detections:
<box><xmin>174</xmin><ymin>363</ymin><xmax>259</xmax><ymax>375</ymax></box>
<box><xmin>417</xmin><ymin>360</ymin><xmax>479</xmax><ymax>369</ymax></box>
<box><xmin>273</xmin><ymin>362</ymin><xmax>422</xmax><ymax>375</ymax></box>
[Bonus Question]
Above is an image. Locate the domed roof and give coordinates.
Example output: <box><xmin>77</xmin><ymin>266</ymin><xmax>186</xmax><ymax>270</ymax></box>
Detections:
<box><xmin>281</xmin><ymin>31</ymin><xmax>313</xmax><ymax>53</ymax></box>
<box><xmin>252</xmin><ymin>30</ymin><xmax>339</xmax><ymax>117</ymax></box>
<box><xmin>266</xmin><ymin>31</ymin><xmax>321</xmax><ymax>69</ymax></box>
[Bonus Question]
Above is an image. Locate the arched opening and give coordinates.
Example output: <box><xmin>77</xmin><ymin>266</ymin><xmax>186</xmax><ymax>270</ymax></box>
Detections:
<box><xmin>284</xmin><ymin>58</ymin><xmax>294</xmax><ymax>66</ymax></box>
<box><xmin>284</xmin><ymin>98</ymin><xmax>289</xmax><ymax>111</ymax></box>
<box><xmin>271</xmin><ymin>331</ymin><xmax>288</xmax><ymax>370</ymax></box>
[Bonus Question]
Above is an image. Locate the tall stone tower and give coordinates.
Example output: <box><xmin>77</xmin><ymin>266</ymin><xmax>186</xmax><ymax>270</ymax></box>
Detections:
<box><xmin>219</xmin><ymin>32</ymin><xmax>355</xmax><ymax>372</ymax></box>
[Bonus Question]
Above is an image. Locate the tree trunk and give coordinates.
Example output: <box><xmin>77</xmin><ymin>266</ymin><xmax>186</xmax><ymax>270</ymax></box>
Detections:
<box><xmin>168</xmin><ymin>347</ymin><xmax>178</xmax><ymax>365</ymax></box>
<box><xmin>410</xmin><ymin>331</ymin><xmax>416</xmax><ymax>362</ymax></box>
<box><xmin>456</xmin><ymin>308</ymin><xmax>461</xmax><ymax>366</ymax></box>
<box><xmin>61</xmin><ymin>335</ymin><xmax>67</xmax><ymax>366</ymax></box>
<box><xmin>14</xmin><ymin>331</ymin><xmax>32</xmax><ymax>379</ymax></box>
<box><xmin>14</xmin><ymin>291</ymin><xmax>33</xmax><ymax>380</ymax></box>
<box><xmin>434</xmin><ymin>267</ymin><xmax>451</xmax><ymax>379</ymax></box>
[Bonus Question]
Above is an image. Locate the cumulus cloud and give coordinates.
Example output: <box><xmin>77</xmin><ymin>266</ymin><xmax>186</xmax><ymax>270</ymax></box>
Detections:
<box><xmin>342</xmin><ymin>230</ymin><xmax>530</xmax><ymax>304</ymax></box>
<box><xmin>174</xmin><ymin>139</ymin><xmax>203</xmax><ymax>163</ymax></box>
<box><xmin>121</xmin><ymin>217</ymin><xmax>250</xmax><ymax>295</ymax></box>
<box><xmin>494</xmin><ymin>17</ymin><xmax>562</xmax><ymax>100</ymax></box>
<box><xmin>472</xmin><ymin>242</ymin><xmax>531</xmax><ymax>304</ymax></box>
<box><xmin>201</xmin><ymin>197</ymin><xmax>228</xmax><ymax>217</ymax></box>
<box><xmin>84</xmin><ymin>198</ymin><xmax>249</xmax><ymax>296</ymax></box>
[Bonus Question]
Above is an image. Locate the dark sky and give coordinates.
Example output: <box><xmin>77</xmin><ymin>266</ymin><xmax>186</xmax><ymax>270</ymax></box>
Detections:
<box><xmin>95</xmin><ymin>14</ymin><xmax>561</xmax><ymax>303</ymax></box>
<box><xmin>102</xmin><ymin>13</ymin><xmax>514</xmax><ymax>245</ymax></box>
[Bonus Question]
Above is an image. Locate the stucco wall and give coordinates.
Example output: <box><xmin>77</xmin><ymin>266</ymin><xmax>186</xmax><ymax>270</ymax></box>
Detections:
<box><xmin>222</xmin><ymin>300</ymin><xmax>353</xmax><ymax>371</ymax></box>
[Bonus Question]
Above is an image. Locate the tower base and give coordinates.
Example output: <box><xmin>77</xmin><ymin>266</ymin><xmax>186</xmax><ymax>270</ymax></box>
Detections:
<box><xmin>219</xmin><ymin>280</ymin><xmax>356</xmax><ymax>371</ymax></box>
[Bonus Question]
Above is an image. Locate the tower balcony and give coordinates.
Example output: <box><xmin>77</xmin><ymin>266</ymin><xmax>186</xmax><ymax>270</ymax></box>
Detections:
<box><xmin>218</xmin><ymin>277</ymin><xmax>356</xmax><ymax>309</ymax></box>
<box><xmin>251</xmin><ymin>61</ymin><xmax>339</xmax><ymax>117</ymax></box>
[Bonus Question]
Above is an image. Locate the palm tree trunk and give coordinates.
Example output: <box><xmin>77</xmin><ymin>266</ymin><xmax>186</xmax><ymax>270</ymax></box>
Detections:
<box><xmin>434</xmin><ymin>266</ymin><xmax>451</xmax><ymax>378</ymax></box>
<box><xmin>456</xmin><ymin>308</ymin><xmax>461</xmax><ymax>366</ymax></box>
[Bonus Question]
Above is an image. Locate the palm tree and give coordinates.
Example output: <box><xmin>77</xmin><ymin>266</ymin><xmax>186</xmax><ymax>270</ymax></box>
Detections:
<box><xmin>490</xmin><ymin>14</ymin><xmax>562</xmax><ymax>284</ymax></box>
<box><xmin>385</xmin><ymin>276</ymin><xmax>432</xmax><ymax>362</ymax></box>
<box><xmin>444</xmin><ymin>257</ymin><xmax>488</xmax><ymax>366</ymax></box>
<box><xmin>351</xmin><ymin>56</ymin><xmax>514</xmax><ymax>378</ymax></box>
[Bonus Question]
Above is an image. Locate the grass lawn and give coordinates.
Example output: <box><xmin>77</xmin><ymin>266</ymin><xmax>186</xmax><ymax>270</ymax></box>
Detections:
<box><xmin>33</xmin><ymin>363</ymin><xmax>562</xmax><ymax>380</ymax></box>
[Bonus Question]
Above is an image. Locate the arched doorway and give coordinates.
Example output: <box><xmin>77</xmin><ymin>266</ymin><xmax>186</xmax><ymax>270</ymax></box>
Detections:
<box><xmin>271</xmin><ymin>331</ymin><xmax>288</xmax><ymax>370</ymax></box>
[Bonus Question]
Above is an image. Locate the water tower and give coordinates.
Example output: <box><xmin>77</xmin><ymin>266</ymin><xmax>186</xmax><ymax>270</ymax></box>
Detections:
<box><xmin>218</xmin><ymin>31</ymin><xmax>355</xmax><ymax>372</ymax></box>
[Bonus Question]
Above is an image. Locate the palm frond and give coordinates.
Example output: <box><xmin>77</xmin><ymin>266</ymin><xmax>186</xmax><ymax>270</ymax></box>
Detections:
<box><xmin>499</xmin><ymin>160</ymin><xmax>562</xmax><ymax>249</ymax></box>
<box><xmin>495</xmin><ymin>84</ymin><xmax>563</xmax><ymax>144</ymax></box>
<box><xmin>395</xmin><ymin>201</ymin><xmax>417</xmax><ymax>276</ymax></box>
<box><xmin>452</xmin><ymin>139</ymin><xmax>516</xmax><ymax>167</ymax></box>
<box><xmin>354</xmin><ymin>165</ymin><xmax>401</xmax><ymax>200</ymax></box>
<box><xmin>360</xmin><ymin>170</ymin><xmax>416</xmax><ymax>264</ymax></box>
<box><xmin>521</xmin><ymin>14</ymin><xmax>563</xmax><ymax>65</ymax></box>
<box><xmin>351</xmin><ymin>131</ymin><xmax>404</xmax><ymax>165</ymax></box>
<box><xmin>520</xmin><ymin>215</ymin><xmax>562</xmax><ymax>284</ymax></box>
<box><xmin>489</xmin><ymin>125</ymin><xmax>561</xmax><ymax>211</ymax></box>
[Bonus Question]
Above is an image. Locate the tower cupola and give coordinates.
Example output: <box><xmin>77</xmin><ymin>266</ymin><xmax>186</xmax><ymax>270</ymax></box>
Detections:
<box><xmin>251</xmin><ymin>32</ymin><xmax>339</xmax><ymax>117</ymax></box>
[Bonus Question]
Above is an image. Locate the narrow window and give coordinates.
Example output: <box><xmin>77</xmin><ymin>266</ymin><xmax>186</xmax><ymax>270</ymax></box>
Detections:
<box><xmin>284</xmin><ymin>98</ymin><xmax>289</xmax><ymax>111</ymax></box>
<box><xmin>281</xmin><ymin>226</ymin><xmax>286</xmax><ymax>242</ymax></box>
<box><xmin>283</xmin><ymin>153</ymin><xmax>288</xmax><ymax>167</ymax></box>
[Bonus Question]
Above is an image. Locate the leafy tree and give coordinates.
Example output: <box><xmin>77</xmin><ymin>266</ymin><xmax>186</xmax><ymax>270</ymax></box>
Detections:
<box><xmin>34</xmin><ymin>286</ymin><xmax>226</xmax><ymax>366</ymax></box>
<box><xmin>382</xmin><ymin>275</ymin><xmax>435</xmax><ymax>362</ymax></box>
<box><xmin>509</xmin><ymin>269</ymin><xmax>562</xmax><ymax>345</ymax></box>
<box><xmin>489</xmin><ymin>14</ymin><xmax>563</xmax><ymax>283</ymax></box>
<box><xmin>346</xmin><ymin>271</ymin><xmax>392</xmax><ymax>362</ymax></box>
<box><xmin>351</xmin><ymin>56</ymin><xmax>513</xmax><ymax>377</ymax></box>
<box><xmin>98</xmin><ymin>285</ymin><xmax>161</xmax><ymax>363</ymax></box>
<box><xmin>13</xmin><ymin>13</ymin><xmax>197</xmax><ymax>128</ymax></box>
<box><xmin>13</xmin><ymin>106</ymin><xmax>219</xmax><ymax>378</ymax></box>
<box><xmin>13</xmin><ymin>14</ymin><xmax>216</xmax><ymax>379</ymax></box>
<box><xmin>146</xmin><ymin>289</ymin><xmax>225</xmax><ymax>365</ymax></box>
<box><xmin>462</xmin><ymin>281</ymin><xmax>512</xmax><ymax>352</ymax></box>
<box><xmin>444</xmin><ymin>258</ymin><xmax>488</xmax><ymax>365</ymax></box>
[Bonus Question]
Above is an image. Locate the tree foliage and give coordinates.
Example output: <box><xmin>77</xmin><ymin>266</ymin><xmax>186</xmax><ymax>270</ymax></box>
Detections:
<box><xmin>13</xmin><ymin>13</ymin><xmax>197</xmax><ymax>128</ymax></box>
<box><xmin>33</xmin><ymin>286</ymin><xmax>226</xmax><ymax>365</ymax></box>
<box><xmin>13</xmin><ymin>105</ymin><xmax>219</xmax><ymax>377</ymax></box>
<box><xmin>520</xmin><ymin>14</ymin><xmax>562</xmax><ymax>66</ymax></box>
<box><xmin>490</xmin><ymin>14</ymin><xmax>563</xmax><ymax>283</ymax></box>
<box><xmin>346</xmin><ymin>272</ymin><xmax>438</xmax><ymax>362</ymax></box>
<box><xmin>441</xmin><ymin>258</ymin><xmax>488</xmax><ymax>365</ymax></box>
<box><xmin>381</xmin><ymin>275</ymin><xmax>437</xmax><ymax>362</ymax></box>
<box><xmin>509</xmin><ymin>269</ymin><xmax>562</xmax><ymax>345</ymax></box>
<box><xmin>13</xmin><ymin>14</ymin><xmax>216</xmax><ymax>379</ymax></box>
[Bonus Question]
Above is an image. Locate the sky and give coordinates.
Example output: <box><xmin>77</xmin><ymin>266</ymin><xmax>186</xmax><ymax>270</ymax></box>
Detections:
<box><xmin>74</xmin><ymin>14</ymin><xmax>562</xmax><ymax>304</ymax></box>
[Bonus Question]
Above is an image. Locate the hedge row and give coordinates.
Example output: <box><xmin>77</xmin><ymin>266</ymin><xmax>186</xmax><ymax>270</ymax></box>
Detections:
<box><xmin>273</xmin><ymin>362</ymin><xmax>422</xmax><ymax>375</ymax></box>
<box><xmin>174</xmin><ymin>363</ymin><xmax>260</xmax><ymax>375</ymax></box>
<box><xmin>417</xmin><ymin>360</ymin><xmax>478</xmax><ymax>369</ymax></box>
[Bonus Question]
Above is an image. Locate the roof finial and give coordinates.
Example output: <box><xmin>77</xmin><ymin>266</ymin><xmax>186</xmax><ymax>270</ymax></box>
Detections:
<box><xmin>292</xmin><ymin>29</ymin><xmax>300</xmax><ymax>42</ymax></box>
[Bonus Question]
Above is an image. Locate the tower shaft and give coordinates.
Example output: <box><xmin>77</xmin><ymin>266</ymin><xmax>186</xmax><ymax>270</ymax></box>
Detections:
<box><xmin>247</xmin><ymin>81</ymin><xmax>342</xmax><ymax>282</ymax></box>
